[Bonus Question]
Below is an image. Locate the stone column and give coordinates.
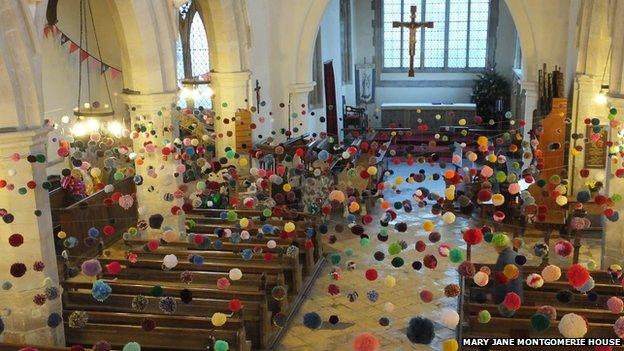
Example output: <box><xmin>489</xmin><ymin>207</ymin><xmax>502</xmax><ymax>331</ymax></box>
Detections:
<box><xmin>288</xmin><ymin>82</ymin><xmax>316</xmax><ymax>139</ymax></box>
<box><xmin>210</xmin><ymin>71</ymin><xmax>251</xmax><ymax>157</ymax></box>
<box><xmin>520</xmin><ymin>80</ymin><xmax>538</xmax><ymax>170</ymax></box>
<box><xmin>0</xmin><ymin>128</ymin><xmax>64</xmax><ymax>346</ymax></box>
<box><xmin>122</xmin><ymin>92</ymin><xmax>185</xmax><ymax>237</ymax></box>
<box><xmin>603</xmin><ymin>96</ymin><xmax>624</xmax><ymax>267</ymax></box>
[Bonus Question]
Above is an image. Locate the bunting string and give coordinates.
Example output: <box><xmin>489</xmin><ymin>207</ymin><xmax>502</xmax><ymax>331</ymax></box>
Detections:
<box><xmin>43</xmin><ymin>24</ymin><xmax>122</xmax><ymax>80</ymax></box>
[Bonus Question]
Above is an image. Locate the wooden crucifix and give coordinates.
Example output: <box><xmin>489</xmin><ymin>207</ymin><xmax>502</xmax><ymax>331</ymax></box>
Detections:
<box><xmin>392</xmin><ymin>5</ymin><xmax>433</xmax><ymax>77</ymax></box>
<box><xmin>254</xmin><ymin>79</ymin><xmax>261</xmax><ymax>113</ymax></box>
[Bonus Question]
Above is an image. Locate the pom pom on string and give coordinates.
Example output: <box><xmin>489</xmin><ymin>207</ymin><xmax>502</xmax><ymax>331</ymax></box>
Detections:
<box><xmin>406</xmin><ymin>317</ymin><xmax>435</xmax><ymax>344</ymax></box>
<box><xmin>352</xmin><ymin>332</ymin><xmax>380</xmax><ymax>351</ymax></box>
<box><xmin>566</xmin><ymin>264</ymin><xmax>590</xmax><ymax>289</ymax></box>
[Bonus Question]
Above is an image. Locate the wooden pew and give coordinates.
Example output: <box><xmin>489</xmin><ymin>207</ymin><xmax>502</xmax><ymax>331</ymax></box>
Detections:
<box><xmin>63</xmin><ymin>284</ymin><xmax>269</xmax><ymax>349</ymax></box>
<box><xmin>55</xmin><ymin>177</ymin><xmax>138</xmax><ymax>264</ymax></box>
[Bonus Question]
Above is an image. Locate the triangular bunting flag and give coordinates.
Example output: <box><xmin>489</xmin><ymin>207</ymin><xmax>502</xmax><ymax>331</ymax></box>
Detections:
<box><xmin>79</xmin><ymin>49</ymin><xmax>89</xmax><ymax>62</ymax></box>
<box><xmin>110</xmin><ymin>68</ymin><xmax>121</xmax><ymax>80</ymax></box>
<box><xmin>60</xmin><ymin>34</ymin><xmax>69</xmax><ymax>45</ymax></box>
<box><xmin>101</xmin><ymin>63</ymin><xmax>110</xmax><ymax>74</ymax></box>
<box><xmin>69</xmin><ymin>42</ymin><xmax>79</xmax><ymax>54</ymax></box>
<box><xmin>43</xmin><ymin>26</ymin><xmax>52</xmax><ymax>38</ymax></box>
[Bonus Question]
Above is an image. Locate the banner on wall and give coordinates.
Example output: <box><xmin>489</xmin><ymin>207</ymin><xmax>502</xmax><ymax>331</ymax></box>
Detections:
<box><xmin>355</xmin><ymin>63</ymin><xmax>375</xmax><ymax>105</ymax></box>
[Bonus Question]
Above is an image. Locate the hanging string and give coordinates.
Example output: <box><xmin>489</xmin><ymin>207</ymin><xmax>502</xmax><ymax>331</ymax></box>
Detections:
<box><xmin>77</xmin><ymin>0</ymin><xmax>84</xmax><ymax>111</ymax></box>
<box><xmin>87</xmin><ymin>0</ymin><xmax>114</xmax><ymax>111</ymax></box>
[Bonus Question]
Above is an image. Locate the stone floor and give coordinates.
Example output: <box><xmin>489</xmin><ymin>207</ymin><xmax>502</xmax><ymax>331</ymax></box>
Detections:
<box><xmin>276</xmin><ymin>164</ymin><xmax>603</xmax><ymax>351</ymax></box>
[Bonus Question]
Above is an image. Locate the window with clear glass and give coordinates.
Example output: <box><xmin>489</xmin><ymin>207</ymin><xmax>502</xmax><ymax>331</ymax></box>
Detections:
<box><xmin>177</xmin><ymin>1</ymin><xmax>212</xmax><ymax>109</ymax></box>
<box><xmin>382</xmin><ymin>0</ymin><xmax>490</xmax><ymax>71</ymax></box>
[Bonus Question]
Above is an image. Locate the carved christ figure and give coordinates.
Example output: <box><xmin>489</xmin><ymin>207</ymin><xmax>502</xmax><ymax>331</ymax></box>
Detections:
<box><xmin>392</xmin><ymin>5</ymin><xmax>434</xmax><ymax>77</ymax></box>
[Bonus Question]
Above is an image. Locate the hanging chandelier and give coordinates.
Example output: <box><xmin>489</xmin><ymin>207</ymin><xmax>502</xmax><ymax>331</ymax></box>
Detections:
<box><xmin>73</xmin><ymin>0</ymin><xmax>114</xmax><ymax>119</ymax></box>
<box><xmin>180</xmin><ymin>73</ymin><xmax>214</xmax><ymax>107</ymax></box>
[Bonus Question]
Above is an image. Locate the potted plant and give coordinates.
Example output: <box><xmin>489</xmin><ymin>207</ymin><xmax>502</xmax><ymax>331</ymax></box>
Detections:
<box><xmin>472</xmin><ymin>66</ymin><xmax>511</xmax><ymax>127</ymax></box>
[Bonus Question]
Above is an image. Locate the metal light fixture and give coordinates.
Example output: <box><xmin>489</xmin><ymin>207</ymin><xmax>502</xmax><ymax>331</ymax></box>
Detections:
<box><xmin>179</xmin><ymin>74</ymin><xmax>215</xmax><ymax>108</ymax></box>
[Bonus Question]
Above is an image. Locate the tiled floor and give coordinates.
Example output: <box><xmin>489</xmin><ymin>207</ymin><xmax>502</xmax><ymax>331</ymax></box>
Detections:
<box><xmin>277</xmin><ymin>164</ymin><xmax>602</xmax><ymax>351</ymax></box>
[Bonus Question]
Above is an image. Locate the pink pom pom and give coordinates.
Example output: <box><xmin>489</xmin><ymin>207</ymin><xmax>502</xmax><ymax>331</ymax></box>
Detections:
<box><xmin>608</xmin><ymin>296</ymin><xmax>624</xmax><ymax>314</ymax></box>
<box><xmin>566</xmin><ymin>264</ymin><xmax>590</xmax><ymax>289</ymax></box>
<box><xmin>353</xmin><ymin>332</ymin><xmax>380</xmax><ymax>351</ymax></box>
<box><xmin>503</xmin><ymin>292</ymin><xmax>521</xmax><ymax>311</ymax></box>
<box><xmin>555</xmin><ymin>240</ymin><xmax>573</xmax><ymax>257</ymax></box>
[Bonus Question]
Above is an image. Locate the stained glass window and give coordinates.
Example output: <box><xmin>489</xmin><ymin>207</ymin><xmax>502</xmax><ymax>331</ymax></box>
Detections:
<box><xmin>382</xmin><ymin>0</ymin><xmax>490</xmax><ymax>70</ymax></box>
<box><xmin>177</xmin><ymin>1</ymin><xmax>212</xmax><ymax>109</ymax></box>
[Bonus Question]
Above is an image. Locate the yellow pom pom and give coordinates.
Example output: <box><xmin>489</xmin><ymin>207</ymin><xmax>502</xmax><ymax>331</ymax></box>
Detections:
<box><xmin>239</xmin><ymin>218</ymin><xmax>249</xmax><ymax>228</ymax></box>
<box><xmin>487</xmin><ymin>154</ymin><xmax>497</xmax><ymax>163</ymax></box>
<box><xmin>503</xmin><ymin>264</ymin><xmax>519</xmax><ymax>279</ymax></box>
<box><xmin>367</xmin><ymin>166</ymin><xmax>378</xmax><ymax>176</ymax></box>
<box><xmin>239</xmin><ymin>158</ymin><xmax>248</xmax><ymax>166</ymax></box>
<box><xmin>284</xmin><ymin>222</ymin><xmax>295</xmax><ymax>233</ymax></box>
<box><xmin>492</xmin><ymin>194</ymin><xmax>505</xmax><ymax>206</ymax></box>
<box><xmin>442</xmin><ymin>339</ymin><xmax>459</xmax><ymax>351</ymax></box>
<box><xmin>384</xmin><ymin>275</ymin><xmax>396</xmax><ymax>288</ymax></box>
<box><xmin>394</xmin><ymin>176</ymin><xmax>403</xmax><ymax>185</ymax></box>
<box><xmin>211</xmin><ymin>312</ymin><xmax>227</xmax><ymax>327</ymax></box>
<box><xmin>349</xmin><ymin>202</ymin><xmax>360</xmax><ymax>213</ymax></box>
<box><xmin>57</xmin><ymin>231</ymin><xmax>67</xmax><ymax>239</ymax></box>
<box><xmin>555</xmin><ymin>195</ymin><xmax>568</xmax><ymax>206</ymax></box>
<box><xmin>422</xmin><ymin>220</ymin><xmax>435</xmax><ymax>232</ymax></box>
<box><xmin>283</xmin><ymin>183</ymin><xmax>292</xmax><ymax>192</ymax></box>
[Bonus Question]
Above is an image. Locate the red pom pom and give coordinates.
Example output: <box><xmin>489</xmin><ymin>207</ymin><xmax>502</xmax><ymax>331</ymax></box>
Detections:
<box><xmin>415</xmin><ymin>240</ymin><xmax>426</xmax><ymax>252</ymax></box>
<box><xmin>147</xmin><ymin>240</ymin><xmax>159</xmax><ymax>251</ymax></box>
<box><xmin>26</xmin><ymin>180</ymin><xmax>37</xmax><ymax>189</ymax></box>
<box><xmin>263</xmin><ymin>253</ymin><xmax>274</xmax><ymax>261</ymax></box>
<box><xmin>111</xmin><ymin>192</ymin><xmax>122</xmax><ymax>202</ymax></box>
<box><xmin>304</xmin><ymin>239</ymin><xmax>314</xmax><ymax>250</ymax></box>
<box><xmin>477</xmin><ymin>189</ymin><xmax>492</xmax><ymax>202</ymax></box>
<box><xmin>503</xmin><ymin>292</ymin><xmax>521</xmax><ymax>310</ymax></box>
<box><xmin>420</xmin><ymin>289</ymin><xmax>433</xmax><ymax>302</ymax></box>
<box><xmin>328</xmin><ymin>284</ymin><xmax>340</xmax><ymax>296</ymax></box>
<box><xmin>106</xmin><ymin>261</ymin><xmax>122</xmax><ymax>275</ymax></box>
<box><xmin>463</xmin><ymin>228</ymin><xmax>483</xmax><ymax>245</ymax></box>
<box><xmin>566</xmin><ymin>263</ymin><xmax>590</xmax><ymax>289</ymax></box>
<box><xmin>365</xmin><ymin>268</ymin><xmax>378</xmax><ymax>281</ymax></box>
<box><xmin>9</xmin><ymin>233</ymin><xmax>24</xmax><ymax>247</ymax></box>
<box><xmin>353</xmin><ymin>332</ymin><xmax>380</xmax><ymax>351</ymax></box>
<box><xmin>193</xmin><ymin>235</ymin><xmax>205</xmax><ymax>245</ymax></box>
<box><xmin>228</xmin><ymin>298</ymin><xmax>242</xmax><ymax>312</ymax></box>
<box><xmin>102</xmin><ymin>225</ymin><xmax>115</xmax><ymax>236</ymax></box>
<box><xmin>494</xmin><ymin>271</ymin><xmax>508</xmax><ymax>285</ymax></box>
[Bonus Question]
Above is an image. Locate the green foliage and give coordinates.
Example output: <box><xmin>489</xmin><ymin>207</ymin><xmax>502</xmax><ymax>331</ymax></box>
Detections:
<box><xmin>472</xmin><ymin>66</ymin><xmax>511</xmax><ymax>118</ymax></box>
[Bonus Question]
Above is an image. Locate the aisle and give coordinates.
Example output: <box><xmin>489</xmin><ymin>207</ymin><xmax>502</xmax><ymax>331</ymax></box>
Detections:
<box><xmin>278</xmin><ymin>164</ymin><xmax>484</xmax><ymax>350</ymax></box>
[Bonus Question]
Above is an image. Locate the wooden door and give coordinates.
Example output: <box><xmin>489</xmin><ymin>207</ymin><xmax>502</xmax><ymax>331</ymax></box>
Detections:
<box><xmin>324</xmin><ymin>61</ymin><xmax>338</xmax><ymax>136</ymax></box>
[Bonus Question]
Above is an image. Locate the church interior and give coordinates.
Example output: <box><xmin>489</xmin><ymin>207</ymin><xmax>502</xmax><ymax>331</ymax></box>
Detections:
<box><xmin>1</xmin><ymin>0</ymin><xmax>624</xmax><ymax>350</ymax></box>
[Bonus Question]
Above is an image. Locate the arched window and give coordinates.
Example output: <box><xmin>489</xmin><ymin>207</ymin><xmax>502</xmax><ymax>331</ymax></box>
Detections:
<box><xmin>177</xmin><ymin>1</ymin><xmax>212</xmax><ymax>109</ymax></box>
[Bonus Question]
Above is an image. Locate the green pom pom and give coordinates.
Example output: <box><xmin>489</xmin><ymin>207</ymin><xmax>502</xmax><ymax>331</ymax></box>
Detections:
<box><xmin>388</xmin><ymin>242</ymin><xmax>402</xmax><ymax>255</ymax></box>
<box><xmin>379</xmin><ymin>228</ymin><xmax>388</xmax><ymax>237</ymax></box>
<box><xmin>491</xmin><ymin>233</ymin><xmax>510</xmax><ymax>248</ymax></box>
<box><xmin>329</xmin><ymin>253</ymin><xmax>341</xmax><ymax>265</ymax></box>
<box><xmin>495</xmin><ymin>171</ymin><xmax>507</xmax><ymax>183</ymax></box>
<box><xmin>448</xmin><ymin>248</ymin><xmax>464</xmax><ymax>263</ymax></box>
<box><xmin>345</xmin><ymin>248</ymin><xmax>354</xmax><ymax>257</ymax></box>
<box><xmin>478</xmin><ymin>310</ymin><xmax>491</xmax><ymax>323</ymax></box>
<box><xmin>360</xmin><ymin>238</ymin><xmax>370</xmax><ymax>248</ymax></box>
<box><xmin>391</xmin><ymin>257</ymin><xmax>404</xmax><ymax>267</ymax></box>
<box><xmin>394</xmin><ymin>201</ymin><xmax>403</xmax><ymax>209</ymax></box>
<box><xmin>536</xmin><ymin>179</ymin><xmax>547</xmax><ymax>187</ymax></box>
<box><xmin>150</xmin><ymin>285</ymin><xmax>163</xmax><ymax>297</ymax></box>
<box><xmin>530</xmin><ymin>313</ymin><xmax>550</xmax><ymax>332</ymax></box>
<box><xmin>214</xmin><ymin>340</ymin><xmax>229</xmax><ymax>351</ymax></box>
<box><xmin>122</xmin><ymin>342</ymin><xmax>141</xmax><ymax>351</ymax></box>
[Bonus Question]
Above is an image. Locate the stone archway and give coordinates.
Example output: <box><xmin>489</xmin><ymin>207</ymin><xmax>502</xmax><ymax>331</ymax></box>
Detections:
<box><xmin>107</xmin><ymin>0</ymin><xmax>179</xmax><ymax>94</ymax></box>
<box><xmin>504</xmin><ymin>0</ymin><xmax>538</xmax><ymax>83</ymax></box>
